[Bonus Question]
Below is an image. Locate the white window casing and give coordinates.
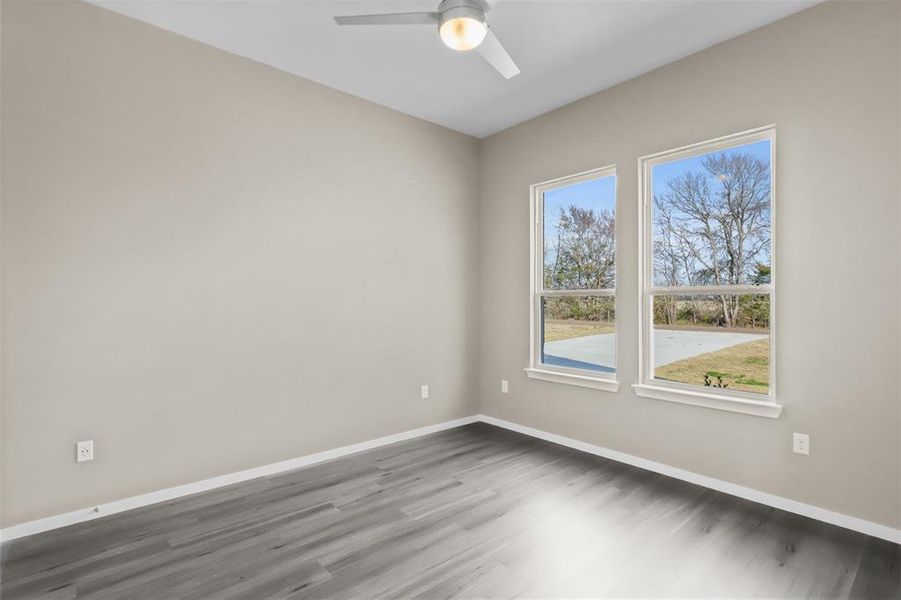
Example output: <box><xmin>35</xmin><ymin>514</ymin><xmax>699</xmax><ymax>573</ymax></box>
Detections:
<box><xmin>635</xmin><ymin>125</ymin><xmax>782</xmax><ymax>418</ymax></box>
<box><xmin>525</xmin><ymin>165</ymin><xmax>619</xmax><ymax>391</ymax></box>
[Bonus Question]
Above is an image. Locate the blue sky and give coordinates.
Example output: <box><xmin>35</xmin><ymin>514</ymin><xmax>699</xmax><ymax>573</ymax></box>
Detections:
<box><xmin>542</xmin><ymin>139</ymin><xmax>770</xmax><ymax>271</ymax></box>
<box><xmin>543</xmin><ymin>175</ymin><xmax>616</xmax><ymax>266</ymax></box>
<box><xmin>651</xmin><ymin>139</ymin><xmax>770</xmax><ymax>197</ymax></box>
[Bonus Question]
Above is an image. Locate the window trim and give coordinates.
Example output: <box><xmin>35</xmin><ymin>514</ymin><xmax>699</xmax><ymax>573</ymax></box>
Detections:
<box><xmin>525</xmin><ymin>165</ymin><xmax>619</xmax><ymax>390</ymax></box>
<box><xmin>635</xmin><ymin>126</ymin><xmax>782</xmax><ymax>418</ymax></box>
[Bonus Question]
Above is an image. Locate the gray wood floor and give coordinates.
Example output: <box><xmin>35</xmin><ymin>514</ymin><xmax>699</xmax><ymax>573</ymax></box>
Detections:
<box><xmin>1</xmin><ymin>422</ymin><xmax>898</xmax><ymax>599</ymax></box>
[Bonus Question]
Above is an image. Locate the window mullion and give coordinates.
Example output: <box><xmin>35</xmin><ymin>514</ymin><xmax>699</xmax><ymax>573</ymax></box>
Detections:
<box><xmin>540</xmin><ymin>288</ymin><xmax>616</xmax><ymax>297</ymax></box>
<box><xmin>649</xmin><ymin>285</ymin><xmax>771</xmax><ymax>296</ymax></box>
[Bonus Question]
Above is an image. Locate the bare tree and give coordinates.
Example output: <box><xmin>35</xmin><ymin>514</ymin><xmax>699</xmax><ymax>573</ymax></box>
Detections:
<box><xmin>545</xmin><ymin>205</ymin><xmax>615</xmax><ymax>290</ymax></box>
<box><xmin>653</xmin><ymin>151</ymin><xmax>770</xmax><ymax>327</ymax></box>
<box><xmin>544</xmin><ymin>205</ymin><xmax>615</xmax><ymax>322</ymax></box>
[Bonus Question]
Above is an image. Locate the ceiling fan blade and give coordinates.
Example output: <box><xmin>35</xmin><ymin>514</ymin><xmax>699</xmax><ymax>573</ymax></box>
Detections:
<box><xmin>334</xmin><ymin>12</ymin><xmax>440</xmax><ymax>26</ymax></box>
<box><xmin>477</xmin><ymin>29</ymin><xmax>519</xmax><ymax>79</ymax></box>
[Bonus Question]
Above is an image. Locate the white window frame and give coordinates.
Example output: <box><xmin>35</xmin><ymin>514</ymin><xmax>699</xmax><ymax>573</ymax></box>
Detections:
<box><xmin>634</xmin><ymin>126</ymin><xmax>782</xmax><ymax>418</ymax></box>
<box><xmin>524</xmin><ymin>165</ymin><xmax>620</xmax><ymax>392</ymax></box>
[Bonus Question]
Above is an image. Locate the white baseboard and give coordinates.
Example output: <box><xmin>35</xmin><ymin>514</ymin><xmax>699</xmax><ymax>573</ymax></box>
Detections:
<box><xmin>477</xmin><ymin>414</ymin><xmax>901</xmax><ymax>544</ymax></box>
<box><xmin>0</xmin><ymin>415</ymin><xmax>479</xmax><ymax>543</ymax></box>
<box><xmin>3</xmin><ymin>413</ymin><xmax>899</xmax><ymax>546</ymax></box>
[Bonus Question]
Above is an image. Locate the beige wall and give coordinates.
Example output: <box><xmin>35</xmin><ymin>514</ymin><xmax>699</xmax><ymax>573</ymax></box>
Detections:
<box><xmin>479</xmin><ymin>0</ymin><xmax>901</xmax><ymax>529</ymax></box>
<box><xmin>0</xmin><ymin>0</ymin><xmax>480</xmax><ymax>527</ymax></box>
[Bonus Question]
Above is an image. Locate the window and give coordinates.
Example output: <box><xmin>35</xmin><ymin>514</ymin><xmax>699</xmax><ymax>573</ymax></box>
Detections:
<box><xmin>636</xmin><ymin>127</ymin><xmax>782</xmax><ymax>418</ymax></box>
<box><xmin>526</xmin><ymin>166</ymin><xmax>619</xmax><ymax>391</ymax></box>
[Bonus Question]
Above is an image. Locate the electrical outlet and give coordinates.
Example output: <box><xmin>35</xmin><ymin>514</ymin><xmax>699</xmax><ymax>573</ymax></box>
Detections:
<box><xmin>501</xmin><ymin>380</ymin><xmax>509</xmax><ymax>393</ymax></box>
<box><xmin>420</xmin><ymin>384</ymin><xmax>429</xmax><ymax>400</ymax></box>
<box><xmin>792</xmin><ymin>433</ymin><xmax>809</xmax><ymax>455</ymax></box>
<box><xmin>77</xmin><ymin>440</ymin><xmax>94</xmax><ymax>463</ymax></box>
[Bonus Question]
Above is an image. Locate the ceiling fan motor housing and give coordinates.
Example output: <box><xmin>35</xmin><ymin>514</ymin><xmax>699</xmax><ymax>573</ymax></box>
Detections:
<box><xmin>437</xmin><ymin>0</ymin><xmax>488</xmax><ymax>29</ymax></box>
<box><xmin>332</xmin><ymin>0</ymin><xmax>518</xmax><ymax>78</ymax></box>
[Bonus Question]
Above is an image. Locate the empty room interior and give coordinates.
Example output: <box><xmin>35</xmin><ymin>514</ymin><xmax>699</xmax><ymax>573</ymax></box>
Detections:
<box><xmin>1</xmin><ymin>0</ymin><xmax>900</xmax><ymax>598</ymax></box>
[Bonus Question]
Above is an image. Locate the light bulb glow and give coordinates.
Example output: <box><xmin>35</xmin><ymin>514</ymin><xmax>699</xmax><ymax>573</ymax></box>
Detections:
<box><xmin>439</xmin><ymin>16</ymin><xmax>487</xmax><ymax>51</ymax></box>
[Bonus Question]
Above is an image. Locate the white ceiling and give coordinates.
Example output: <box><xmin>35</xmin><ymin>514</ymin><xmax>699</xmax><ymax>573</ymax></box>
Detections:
<box><xmin>91</xmin><ymin>0</ymin><xmax>819</xmax><ymax>138</ymax></box>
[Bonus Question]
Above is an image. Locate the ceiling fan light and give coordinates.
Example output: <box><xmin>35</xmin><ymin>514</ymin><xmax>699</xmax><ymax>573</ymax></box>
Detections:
<box><xmin>439</xmin><ymin>12</ymin><xmax>486</xmax><ymax>51</ymax></box>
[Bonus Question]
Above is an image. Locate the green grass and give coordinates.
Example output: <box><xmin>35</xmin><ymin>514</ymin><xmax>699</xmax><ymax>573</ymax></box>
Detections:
<box><xmin>655</xmin><ymin>338</ymin><xmax>770</xmax><ymax>393</ymax></box>
<box><xmin>543</xmin><ymin>319</ymin><xmax>614</xmax><ymax>342</ymax></box>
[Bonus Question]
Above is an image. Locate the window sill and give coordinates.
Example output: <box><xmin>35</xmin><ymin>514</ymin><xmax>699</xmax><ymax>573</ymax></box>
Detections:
<box><xmin>632</xmin><ymin>384</ymin><xmax>783</xmax><ymax>419</ymax></box>
<box><xmin>524</xmin><ymin>368</ymin><xmax>621</xmax><ymax>392</ymax></box>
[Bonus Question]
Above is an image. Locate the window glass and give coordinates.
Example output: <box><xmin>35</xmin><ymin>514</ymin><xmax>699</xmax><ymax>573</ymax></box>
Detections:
<box><xmin>541</xmin><ymin>295</ymin><xmax>615</xmax><ymax>374</ymax></box>
<box><xmin>651</xmin><ymin>140</ymin><xmax>771</xmax><ymax>288</ymax></box>
<box><xmin>652</xmin><ymin>294</ymin><xmax>769</xmax><ymax>394</ymax></box>
<box><xmin>543</xmin><ymin>176</ymin><xmax>616</xmax><ymax>290</ymax></box>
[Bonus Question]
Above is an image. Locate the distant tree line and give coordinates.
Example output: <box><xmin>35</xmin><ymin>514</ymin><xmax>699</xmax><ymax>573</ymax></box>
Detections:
<box><xmin>652</xmin><ymin>294</ymin><xmax>769</xmax><ymax>330</ymax></box>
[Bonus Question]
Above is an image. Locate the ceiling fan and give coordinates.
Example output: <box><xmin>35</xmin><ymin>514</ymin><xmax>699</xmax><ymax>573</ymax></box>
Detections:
<box><xmin>334</xmin><ymin>0</ymin><xmax>520</xmax><ymax>79</ymax></box>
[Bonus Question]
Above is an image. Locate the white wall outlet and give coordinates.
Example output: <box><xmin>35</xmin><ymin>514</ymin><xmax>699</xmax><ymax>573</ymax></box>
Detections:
<box><xmin>792</xmin><ymin>433</ymin><xmax>810</xmax><ymax>455</ymax></box>
<box><xmin>420</xmin><ymin>384</ymin><xmax>429</xmax><ymax>400</ymax></box>
<box><xmin>77</xmin><ymin>440</ymin><xmax>94</xmax><ymax>463</ymax></box>
<box><xmin>501</xmin><ymin>380</ymin><xmax>509</xmax><ymax>393</ymax></box>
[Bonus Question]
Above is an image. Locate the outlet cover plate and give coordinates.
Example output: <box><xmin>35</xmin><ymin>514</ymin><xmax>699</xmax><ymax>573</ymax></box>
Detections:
<box><xmin>77</xmin><ymin>440</ymin><xmax>94</xmax><ymax>463</ymax></box>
